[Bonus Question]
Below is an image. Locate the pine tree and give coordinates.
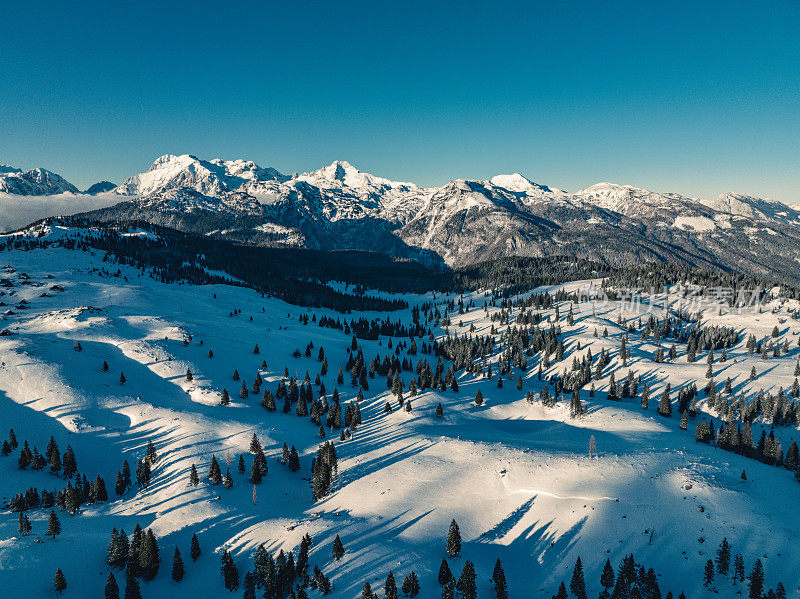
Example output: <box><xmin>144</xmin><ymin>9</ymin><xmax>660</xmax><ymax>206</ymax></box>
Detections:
<box><xmin>748</xmin><ymin>559</ymin><xmax>764</xmax><ymax>599</ymax></box>
<box><xmin>62</xmin><ymin>445</ymin><xmax>77</xmax><ymax>478</ymax></box>
<box><xmin>600</xmin><ymin>559</ymin><xmax>615</xmax><ymax>591</ymax></box>
<box><xmin>221</xmin><ymin>549</ymin><xmax>239</xmax><ymax>591</ymax></box>
<box><xmin>436</xmin><ymin>403</ymin><xmax>444</xmax><ymax>418</ymax></box>
<box><xmin>362</xmin><ymin>582</ymin><xmax>375</xmax><ymax>599</ymax></box>
<box><xmin>172</xmin><ymin>546</ymin><xmax>184</xmax><ymax>581</ymax></box>
<box><xmin>243</xmin><ymin>572</ymin><xmax>256</xmax><ymax>599</ymax></box>
<box><xmin>209</xmin><ymin>455</ymin><xmax>222</xmax><ymax>485</ymax></box>
<box><xmin>570</xmin><ymin>556</ymin><xmax>587</xmax><ymax>599</ymax></box>
<box><xmin>446</xmin><ymin>519</ymin><xmax>461</xmax><ymax>557</ymax></box>
<box><xmin>124</xmin><ymin>569</ymin><xmax>142</xmax><ymax>599</ymax></box>
<box><xmin>190</xmin><ymin>533</ymin><xmax>201</xmax><ymax>561</ymax></box>
<box><xmin>402</xmin><ymin>571</ymin><xmax>420</xmax><ymax>598</ymax></box>
<box><xmin>492</xmin><ymin>558</ymin><xmax>508</xmax><ymax>599</ymax></box>
<box><xmin>704</xmin><ymin>559</ymin><xmax>715</xmax><ymax>588</ymax></box>
<box><xmin>474</xmin><ymin>390</ymin><xmax>484</xmax><ymax>406</ymax></box>
<box><xmin>658</xmin><ymin>384</ymin><xmax>672</xmax><ymax>417</ymax></box>
<box><xmin>332</xmin><ymin>535</ymin><xmax>345</xmax><ymax>560</ymax></box>
<box><xmin>385</xmin><ymin>571</ymin><xmax>399</xmax><ymax>599</ymax></box>
<box><xmin>120</xmin><ymin>372</ymin><xmax>126</xmax><ymax>384</ymax></box>
<box><xmin>54</xmin><ymin>568</ymin><xmax>67</xmax><ymax>595</ymax></box>
<box><xmin>456</xmin><ymin>561</ymin><xmax>476</xmax><ymax>599</ymax></box>
<box><xmin>554</xmin><ymin>581</ymin><xmax>568</xmax><ymax>599</ymax></box>
<box><xmin>189</xmin><ymin>463</ymin><xmax>199</xmax><ymax>486</ymax></box>
<box><xmin>138</xmin><ymin>528</ymin><xmax>161</xmax><ymax>580</ymax></box>
<box><xmin>734</xmin><ymin>553</ymin><xmax>745</xmax><ymax>583</ymax></box>
<box><xmin>716</xmin><ymin>537</ymin><xmax>731</xmax><ymax>575</ymax></box>
<box><xmin>438</xmin><ymin>558</ymin><xmax>453</xmax><ymax>585</ymax></box>
<box><xmin>249</xmin><ymin>455</ymin><xmax>262</xmax><ymax>484</ymax></box>
<box><xmin>221</xmin><ymin>388</ymin><xmax>230</xmax><ymax>405</ymax></box>
<box><xmin>288</xmin><ymin>446</ymin><xmax>301</xmax><ymax>472</ymax></box>
<box><xmin>442</xmin><ymin>581</ymin><xmax>455</xmax><ymax>599</ymax></box>
<box><xmin>105</xmin><ymin>572</ymin><xmax>120</xmax><ymax>599</ymax></box>
<box><xmin>47</xmin><ymin>510</ymin><xmax>61</xmax><ymax>539</ymax></box>
<box><xmin>223</xmin><ymin>468</ymin><xmax>233</xmax><ymax>489</ymax></box>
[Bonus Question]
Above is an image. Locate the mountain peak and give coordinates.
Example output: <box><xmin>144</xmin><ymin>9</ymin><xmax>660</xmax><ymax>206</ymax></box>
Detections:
<box><xmin>297</xmin><ymin>160</ymin><xmax>417</xmax><ymax>191</ymax></box>
<box><xmin>116</xmin><ymin>154</ymin><xmax>286</xmax><ymax>196</ymax></box>
<box><xmin>0</xmin><ymin>166</ymin><xmax>79</xmax><ymax>195</ymax></box>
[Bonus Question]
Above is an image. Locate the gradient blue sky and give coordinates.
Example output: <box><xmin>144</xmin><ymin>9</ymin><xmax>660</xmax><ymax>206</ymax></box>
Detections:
<box><xmin>2</xmin><ymin>1</ymin><xmax>798</xmax><ymax>202</ymax></box>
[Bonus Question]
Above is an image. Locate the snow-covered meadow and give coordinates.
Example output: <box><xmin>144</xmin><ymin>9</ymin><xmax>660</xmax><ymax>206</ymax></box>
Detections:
<box><xmin>0</xmin><ymin>227</ymin><xmax>798</xmax><ymax>598</ymax></box>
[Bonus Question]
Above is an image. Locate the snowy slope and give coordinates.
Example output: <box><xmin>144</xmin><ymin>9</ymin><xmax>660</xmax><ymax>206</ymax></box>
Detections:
<box><xmin>0</xmin><ymin>225</ymin><xmax>798</xmax><ymax>597</ymax></box>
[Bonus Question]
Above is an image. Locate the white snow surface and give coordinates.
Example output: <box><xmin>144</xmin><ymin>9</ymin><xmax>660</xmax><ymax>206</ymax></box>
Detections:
<box><xmin>0</xmin><ymin>227</ymin><xmax>797</xmax><ymax>597</ymax></box>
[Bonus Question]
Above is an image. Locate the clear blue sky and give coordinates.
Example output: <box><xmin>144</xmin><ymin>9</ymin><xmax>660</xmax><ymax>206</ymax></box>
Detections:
<box><xmin>2</xmin><ymin>1</ymin><xmax>798</xmax><ymax>202</ymax></box>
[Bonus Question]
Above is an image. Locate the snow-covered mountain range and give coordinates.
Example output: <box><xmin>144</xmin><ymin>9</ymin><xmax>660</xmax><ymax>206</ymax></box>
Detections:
<box><xmin>0</xmin><ymin>166</ymin><xmax>79</xmax><ymax>195</ymax></box>
<box><xmin>4</xmin><ymin>155</ymin><xmax>800</xmax><ymax>279</ymax></box>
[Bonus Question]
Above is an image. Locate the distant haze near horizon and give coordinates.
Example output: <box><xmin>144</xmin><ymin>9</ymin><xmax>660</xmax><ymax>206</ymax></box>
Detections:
<box><xmin>1</xmin><ymin>1</ymin><xmax>798</xmax><ymax>203</ymax></box>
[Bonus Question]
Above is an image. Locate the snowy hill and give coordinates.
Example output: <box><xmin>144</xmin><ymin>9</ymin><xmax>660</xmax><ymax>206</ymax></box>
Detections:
<box><xmin>0</xmin><ymin>223</ymin><xmax>799</xmax><ymax>598</ymax></box>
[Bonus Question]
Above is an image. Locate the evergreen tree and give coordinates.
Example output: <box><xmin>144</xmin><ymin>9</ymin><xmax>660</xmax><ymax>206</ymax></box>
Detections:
<box><xmin>553</xmin><ymin>581</ymin><xmax>567</xmax><ymax>599</ymax></box>
<box><xmin>446</xmin><ymin>519</ymin><xmax>461</xmax><ymax>557</ymax></box>
<box><xmin>249</xmin><ymin>455</ymin><xmax>262</xmax><ymax>485</ymax></box>
<box><xmin>570</xmin><ymin>556</ymin><xmax>587</xmax><ymax>599</ymax></box>
<box><xmin>190</xmin><ymin>533</ymin><xmax>202</xmax><ymax>561</ymax></box>
<box><xmin>474</xmin><ymin>390</ymin><xmax>484</xmax><ymax>406</ymax></box>
<box><xmin>748</xmin><ymin>559</ymin><xmax>764</xmax><ymax>599</ymax></box>
<box><xmin>600</xmin><ymin>559</ymin><xmax>615</xmax><ymax>591</ymax></box>
<box><xmin>704</xmin><ymin>559</ymin><xmax>715</xmax><ymax>588</ymax></box>
<box><xmin>288</xmin><ymin>446</ymin><xmax>301</xmax><ymax>472</ymax></box>
<box><xmin>456</xmin><ymin>561</ymin><xmax>476</xmax><ymax>599</ymax></box>
<box><xmin>658</xmin><ymin>384</ymin><xmax>672</xmax><ymax>417</ymax></box>
<box><xmin>107</xmin><ymin>528</ymin><xmax>127</xmax><ymax>569</ymax></box>
<box><xmin>386</xmin><ymin>571</ymin><xmax>399</xmax><ymax>599</ymax></box>
<box><xmin>402</xmin><ymin>571</ymin><xmax>420</xmax><ymax>598</ymax></box>
<box><xmin>209</xmin><ymin>455</ymin><xmax>222</xmax><ymax>485</ymax></box>
<box><xmin>189</xmin><ymin>463</ymin><xmax>199</xmax><ymax>486</ymax></box>
<box><xmin>124</xmin><ymin>569</ymin><xmax>142</xmax><ymax>599</ymax></box>
<box><xmin>221</xmin><ymin>388</ymin><xmax>230</xmax><ymax>406</ymax></box>
<box><xmin>223</xmin><ymin>468</ymin><xmax>233</xmax><ymax>489</ymax></box>
<box><xmin>716</xmin><ymin>537</ymin><xmax>731</xmax><ymax>575</ymax></box>
<box><xmin>438</xmin><ymin>558</ymin><xmax>453</xmax><ymax>586</ymax></box>
<box><xmin>105</xmin><ymin>573</ymin><xmax>120</xmax><ymax>599</ymax></box>
<box><xmin>62</xmin><ymin>445</ymin><xmax>77</xmax><ymax>478</ymax></box>
<box><xmin>243</xmin><ymin>572</ymin><xmax>256</xmax><ymax>599</ymax></box>
<box><xmin>734</xmin><ymin>554</ymin><xmax>746</xmax><ymax>583</ymax></box>
<box><xmin>47</xmin><ymin>510</ymin><xmax>61</xmax><ymax>539</ymax></box>
<box><xmin>54</xmin><ymin>568</ymin><xmax>67</xmax><ymax>595</ymax></box>
<box><xmin>362</xmin><ymin>582</ymin><xmax>375</xmax><ymax>599</ymax></box>
<box><xmin>436</xmin><ymin>403</ymin><xmax>443</xmax><ymax>418</ymax></box>
<box><xmin>172</xmin><ymin>547</ymin><xmax>185</xmax><ymax>581</ymax></box>
<box><xmin>138</xmin><ymin>528</ymin><xmax>161</xmax><ymax>580</ymax></box>
<box><xmin>492</xmin><ymin>558</ymin><xmax>508</xmax><ymax>599</ymax></box>
<box><xmin>442</xmin><ymin>581</ymin><xmax>455</xmax><ymax>599</ymax></box>
<box><xmin>221</xmin><ymin>550</ymin><xmax>239</xmax><ymax>591</ymax></box>
<box><xmin>332</xmin><ymin>535</ymin><xmax>345</xmax><ymax>560</ymax></box>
